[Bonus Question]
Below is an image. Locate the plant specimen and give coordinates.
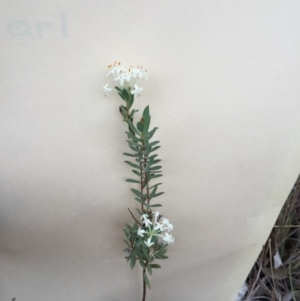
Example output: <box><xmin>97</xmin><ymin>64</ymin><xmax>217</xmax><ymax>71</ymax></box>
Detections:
<box><xmin>104</xmin><ymin>62</ymin><xmax>174</xmax><ymax>301</ymax></box>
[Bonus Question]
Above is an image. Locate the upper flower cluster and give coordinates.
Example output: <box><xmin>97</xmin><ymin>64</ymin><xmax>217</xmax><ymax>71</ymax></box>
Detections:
<box><xmin>138</xmin><ymin>211</ymin><xmax>174</xmax><ymax>248</ymax></box>
<box><xmin>103</xmin><ymin>62</ymin><xmax>147</xmax><ymax>97</ymax></box>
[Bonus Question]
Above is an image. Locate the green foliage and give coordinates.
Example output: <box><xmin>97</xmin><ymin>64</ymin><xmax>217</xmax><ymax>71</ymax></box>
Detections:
<box><xmin>113</xmin><ymin>85</ymin><xmax>169</xmax><ymax>291</ymax></box>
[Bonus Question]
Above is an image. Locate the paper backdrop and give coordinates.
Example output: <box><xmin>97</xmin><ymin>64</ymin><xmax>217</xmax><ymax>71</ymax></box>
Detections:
<box><xmin>1</xmin><ymin>1</ymin><xmax>300</xmax><ymax>301</ymax></box>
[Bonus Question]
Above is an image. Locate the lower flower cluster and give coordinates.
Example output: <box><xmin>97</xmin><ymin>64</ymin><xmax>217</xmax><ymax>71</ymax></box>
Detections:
<box><xmin>123</xmin><ymin>211</ymin><xmax>174</xmax><ymax>269</ymax></box>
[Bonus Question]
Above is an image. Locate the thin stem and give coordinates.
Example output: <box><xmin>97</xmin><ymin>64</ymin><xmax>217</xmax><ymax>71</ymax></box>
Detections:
<box><xmin>140</xmin><ymin>163</ymin><xmax>144</xmax><ymax>212</ymax></box>
<box><xmin>142</xmin><ymin>268</ymin><xmax>146</xmax><ymax>301</ymax></box>
<box><xmin>128</xmin><ymin>208</ymin><xmax>142</xmax><ymax>226</ymax></box>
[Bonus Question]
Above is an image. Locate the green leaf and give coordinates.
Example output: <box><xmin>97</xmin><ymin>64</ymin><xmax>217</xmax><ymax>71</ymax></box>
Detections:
<box><xmin>149</xmin><ymin>183</ymin><xmax>163</xmax><ymax>189</ymax></box>
<box><xmin>127</xmin><ymin>119</ymin><xmax>140</xmax><ymax>136</ymax></box>
<box><xmin>126</xmin><ymin>179</ymin><xmax>140</xmax><ymax>184</ymax></box>
<box><xmin>142</xmin><ymin>106</ymin><xmax>150</xmax><ymax>120</ymax></box>
<box><xmin>150</xmin><ymin>264</ymin><xmax>161</xmax><ymax>268</ymax></box>
<box><xmin>139</xmin><ymin>258</ymin><xmax>146</xmax><ymax>269</ymax></box>
<box><xmin>123</xmin><ymin>152</ymin><xmax>137</xmax><ymax>157</ymax></box>
<box><xmin>122</xmin><ymin>89</ymin><xmax>130</xmax><ymax>101</ymax></box>
<box><xmin>148</xmin><ymin>159</ymin><xmax>161</xmax><ymax>166</ymax></box>
<box><xmin>136</xmin><ymin>208</ymin><xmax>143</xmax><ymax>215</ymax></box>
<box><xmin>130</xmin><ymin>256</ymin><xmax>136</xmax><ymax>269</ymax></box>
<box><xmin>149</xmin><ymin>174</ymin><xmax>163</xmax><ymax>179</ymax></box>
<box><xmin>147</xmin><ymin>140</ymin><xmax>160</xmax><ymax>148</ymax></box>
<box><xmin>125</xmin><ymin>224</ymin><xmax>132</xmax><ymax>230</ymax></box>
<box><xmin>137</xmin><ymin>122</ymin><xmax>144</xmax><ymax>133</ymax></box>
<box><xmin>129</xmin><ymin>109</ymin><xmax>139</xmax><ymax>118</ymax></box>
<box><xmin>146</xmin><ymin>263</ymin><xmax>152</xmax><ymax>275</ymax></box>
<box><xmin>134</xmin><ymin>198</ymin><xmax>147</xmax><ymax>206</ymax></box>
<box><xmin>132</xmin><ymin>170</ymin><xmax>143</xmax><ymax>177</ymax></box>
<box><xmin>124</xmin><ymin>240</ymin><xmax>131</xmax><ymax>247</ymax></box>
<box><xmin>128</xmin><ymin>94</ymin><xmax>134</xmax><ymax>109</ymax></box>
<box><xmin>148</xmin><ymin>146</ymin><xmax>161</xmax><ymax>153</ymax></box>
<box><xmin>127</xmin><ymin>140</ymin><xmax>141</xmax><ymax>149</ymax></box>
<box><xmin>143</xmin><ymin>272</ymin><xmax>151</xmax><ymax>289</ymax></box>
<box><xmin>115</xmin><ymin>86</ymin><xmax>122</xmax><ymax>92</ymax></box>
<box><xmin>150</xmin><ymin>165</ymin><xmax>162</xmax><ymax>171</ymax></box>
<box><xmin>125</xmin><ymin>161</ymin><xmax>140</xmax><ymax>169</ymax></box>
<box><xmin>141</xmin><ymin>247</ymin><xmax>151</xmax><ymax>261</ymax></box>
<box><xmin>126</xmin><ymin>132</ymin><xmax>143</xmax><ymax>142</ymax></box>
<box><xmin>132</xmin><ymin>189</ymin><xmax>143</xmax><ymax>198</ymax></box>
<box><xmin>132</xmin><ymin>222</ymin><xmax>138</xmax><ymax>232</ymax></box>
<box><xmin>150</xmin><ymin>204</ymin><xmax>163</xmax><ymax>207</ymax></box>
<box><xmin>144</xmin><ymin>115</ymin><xmax>151</xmax><ymax>133</ymax></box>
<box><xmin>150</xmin><ymin>192</ymin><xmax>165</xmax><ymax>199</ymax></box>
<box><xmin>145</xmin><ymin>127</ymin><xmax>158</xmax><ymax>139</ymax></box>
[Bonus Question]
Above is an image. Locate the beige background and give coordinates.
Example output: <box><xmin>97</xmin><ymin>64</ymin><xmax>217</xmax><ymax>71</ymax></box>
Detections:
<box><xmin>1</xmin><ymin>1</ymin><xmax>300</xmax><ymax>301</ymax></box>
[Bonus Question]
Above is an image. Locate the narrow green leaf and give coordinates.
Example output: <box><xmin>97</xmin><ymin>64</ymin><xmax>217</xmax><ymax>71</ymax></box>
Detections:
<box><xmin>128</xmin><ymin>94</ymin><xmax>134</xmax><ymax>109</ymax></box>
<box><xmin>129</xmin><ymin>109</ymin><xmax>138</xmax><ymax>118</ymax></box>
<box><xmin>123</xmin><ymin>152</ymin><xmax>137</xmax><ymax>157</ymax></box>
<box><xmin>137</xmin><ymin>121</ymin><xmax>144</xmax><ymax>133</ymax></box>
<box><xmin>130</xmin><ymin>256</ymin><xmax>136</xmax><ymax>269</ymax></box>
<box><xmin>149</xmin><ymin>154</ymin><xmax>158</xmax><ymax>160</ymax></box>
<box><xmin>132</xmin><ymin>170</ymin><xmax>143</xmax><ymax>177</ymax></box>
<box><xmin>145</xmin><ymin>127</ymin><xmax>158</xmax><ymax>139</ymax></box>
<box><xmin>148</xmin><ymin>146</ymin><xmax>161</xmax><ymax>153</ymax></box>
<box><xmin>126</xmin><ymin>131</ymin><xmax>143</xmax><ymax>142</ymax></box>
<box><xmin>147</xmin><ymin>140</ymin><xmax>160</xmax><ymax>148</ymax></box>
<box><xmin>148</xmin><ymin>159</ymin><xmax>161</xmax><ymax>166</ymax></box>
<box><xmin>124</xmin><ymin>240</ymin><xmax>131</xmax><ymax>247</ymax></box>
<box><xmin>142</xmin><ymin>106</ymin><xmax>150</xmax><ymax>120</ymax></box>
<box><xmin>135</xmin><ymin>198</ymin><xmax>147</xmax><ymax>206</ymax></box>
<box><xmin>143</xmin><ymin>272</ymin><xmax>151</xmax><ymax>289</ymax></box>
<box><xmin>146</xmin><ymin>263</ymin><xmax>152</xmax><ymax>275</ymax></box>
<box><xmin>125</xmin><ymin>223</ymin><xmax>132</xmax><ymax>230</ymax></box>
<box><xmin>150</xmin><ymin>165</ymin><xmax>162</xmax><ymax>171</ymax></box>
<box><xmin>126</xmin><ymin>179</ymin><xmax>140</xmax><ymax>184</ymax></box>
<box><xmin>141</xmin><ymin>247</ymin><xmax>151</xmax><ymax>261</ymax></box>
<box><xmin>136</xmin><ymin>208</ymin><xmax>143</xmax><ymax>215</ymax></box>
<box><xmin>122</xmin><ymin>89</ymin><xmax>130</xmax><ymax>101</ymax></box>
<box><xmin>150</xmin><ymin>264</ymin><xmax>161</xmax><ymax>268</ymax></box>
<box><xmin>150</xmin><ymin>204</ymin><xmax>163</xmax><ymax>207</ymax></box>
<box><xmin>149</xmin><ymin>174</ymin><xmax>163</xmax><ymax>179</ymax></box>
<box><xmin>118</xmin><ymin>92</ymin><xmax>125</xmax><ymax>100</ymax></box>
<box><xmin>115</xmin><ymin>86</ymin><xmax>122</xmax><ymax>92</ymax></box>
<box><xmin>151</xmin><ymin>192</ymin><xmax>165</xmax><ymax>199</ymax></box>
<box><xmin>127</xmin><ymin>140</ymin><xmax>141</xmax><ymax>149</ymax></box>
<box><xmin>131</xmin><ymin>189</ymin><xmax>143</xmax><ymax>197</ymax></box>
<box><xmin>127</xmin><ymin>119</ymin><xmax>140</xmax><ymax>136</ymax></box>
<box><xmin>125</xmin><ymin>161</ymin><xmax>140</xmax><ymax>169</ymax></box>
<box><xmin>144</xmin><ymin>116</ymin><xmax>150</xmax><ymax>133</ymax></box>
<box><xmin>139</xmin><ymin>258</ymin><xmax>146</xmax><ymax>269</ymax></box>
<box><xmin>149</xmin><ymin>183</ymin><xmax>163</xmax><ymax>189</ymax></box>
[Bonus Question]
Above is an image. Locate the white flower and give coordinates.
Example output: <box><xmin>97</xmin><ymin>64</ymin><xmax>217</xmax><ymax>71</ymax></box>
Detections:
<box><xmin>107</xmin><ymin>66</ymin><xmax>126</xmax><ymax>77</ymax></box>
<box><xmin>161</xmin><ymin>218</ymin><xmax>173</xmax><ymax>232</ymax></box>
<box><xmin>105</xmin><ymin>64</ymin><xmax>147</xmax><ymax>96</ymax></box>
<box><xmin>149</xmin><ymin>250</ymin><xmax>155</xmax><ymax>258</ymax></box>
<box><xmin>143</xmin><ymin>218</ymin><xmax>152</xmax><ymax>227</ymax></box>
<box><xmin>154</xmin><ymin>222</ymin><xmax>163</xmax><ymax>232</ymax></box>
<box><xmin>163</xmin><ymin>233</ymin><xmax>174</xmax><ymax>245</ymax></box>
<box><xmin>145</xmin><ymin>237</ymin><xmax>154</xmax><ymax>248</ymax></box>
<box><xmin>140</xmin><ymin>214</ymin><xmax>149</xmax><ymax>221</ymax></box>
<box><xmin>103</xmin><ymin>83</ymin><xmax>112</xmax><ymax>96</ymax></box>
<box><xmin>131</xmin><ymin>84</ymin><xmax>143</xmax><ymax>95</ymax></box>
<box><xmin>137</xmin><ymin>228</ymin><xmax>146</xmax><ymax>237</ymax></box>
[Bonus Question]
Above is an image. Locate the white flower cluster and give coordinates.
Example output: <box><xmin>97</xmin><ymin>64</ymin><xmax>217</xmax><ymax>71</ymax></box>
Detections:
<box><xmin>137</xmin><ymin>211</ymin><xmax>174</xmax><ymax>249</ymax></box>
<box><xmin>103</xmin><ymin>63</ymin><xmax>148</xmax><ymax>97</ymax></box>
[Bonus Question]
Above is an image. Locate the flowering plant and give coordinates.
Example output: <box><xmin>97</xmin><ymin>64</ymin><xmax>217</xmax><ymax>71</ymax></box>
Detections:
<box><xmin>104</xmin><ymin>62</ymin><xmax>174</xmax><ymax>301</ymax></box>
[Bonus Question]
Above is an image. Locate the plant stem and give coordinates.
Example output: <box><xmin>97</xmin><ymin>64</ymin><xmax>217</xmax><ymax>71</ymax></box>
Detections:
<box><xmin>142</xmin><ymin>268</ymin><xmax>146</xmax><ymax>301</ymax></box>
